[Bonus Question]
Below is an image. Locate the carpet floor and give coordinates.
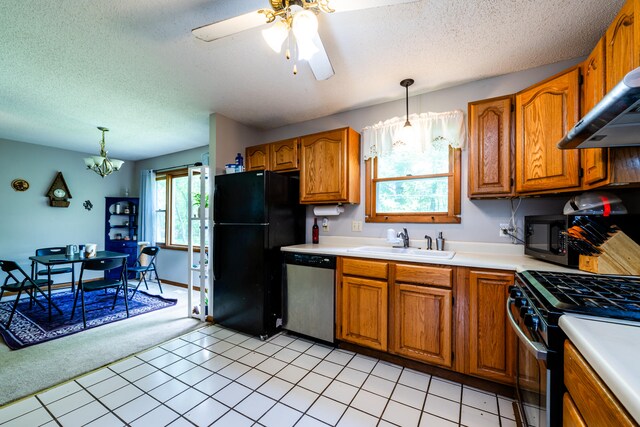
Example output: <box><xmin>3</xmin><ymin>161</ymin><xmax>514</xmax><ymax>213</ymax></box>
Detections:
<box><xmin>0</xmin><ymin>283</ymin><xmax>204</xmax><ymax>406</ymax></box>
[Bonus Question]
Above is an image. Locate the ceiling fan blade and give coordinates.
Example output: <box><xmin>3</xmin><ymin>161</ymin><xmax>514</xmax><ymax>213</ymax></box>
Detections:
<box><xmin>192</xmin><ymin>11</ymin><xmax>266</xmax><ymax>42</ymax></box>
<box><xmin>308</xmin><ymin>33</ymin><xmax>334</xmax><ymax>81</ymax></box>
<box><xmin>329</xmin><ymin>0</ymin><xmax>421</xmax><ymax>13</ymax></box>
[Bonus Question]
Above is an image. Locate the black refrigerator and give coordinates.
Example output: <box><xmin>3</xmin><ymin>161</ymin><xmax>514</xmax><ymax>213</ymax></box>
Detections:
<box><xmin>213</xmin><ymin>170</ymin><xmax>305</xmax><ymax>338</ymax></box>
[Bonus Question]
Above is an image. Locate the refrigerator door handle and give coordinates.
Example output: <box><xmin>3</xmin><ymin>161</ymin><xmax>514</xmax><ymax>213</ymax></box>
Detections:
<box><xmin>213</xmin><ymin>227</ymin><xmax>220</xmax><ymax>280</ymax></box>
<box><xmin>213</xmin><ymin>184</ymin><xmax>219</xmax><ymax>223</ymax></box>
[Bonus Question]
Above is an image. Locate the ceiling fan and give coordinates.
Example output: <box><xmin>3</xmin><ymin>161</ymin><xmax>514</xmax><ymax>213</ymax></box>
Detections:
<box><xmin>192</xmin><ymin>0</ymin><xmax>420</xmax><ymax>80</ymax></box>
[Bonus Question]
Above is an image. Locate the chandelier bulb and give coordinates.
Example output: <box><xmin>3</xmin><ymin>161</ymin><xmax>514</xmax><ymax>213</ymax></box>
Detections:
<box><xmin>286</xmin><ymin>48</ymin><xmax>291</xmax><ymax>60</ymax></box>
<box><xmin>293</xmin><ymin>64</ymin><xmax>298</xmax><ymax>75</ymax></box>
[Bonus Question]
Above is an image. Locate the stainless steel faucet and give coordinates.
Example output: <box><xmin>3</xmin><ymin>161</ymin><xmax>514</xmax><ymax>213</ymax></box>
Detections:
<box><xmin>397</xmin><ymin>228</ymin><xmax>410</xmax><ymax>248</ymax></box>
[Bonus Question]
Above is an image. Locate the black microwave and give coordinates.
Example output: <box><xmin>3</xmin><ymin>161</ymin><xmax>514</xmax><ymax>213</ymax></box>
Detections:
<box><xmin>524</xmin><ymin>214</ymin><xmax>639</xmax><ymax>267</ymax></box>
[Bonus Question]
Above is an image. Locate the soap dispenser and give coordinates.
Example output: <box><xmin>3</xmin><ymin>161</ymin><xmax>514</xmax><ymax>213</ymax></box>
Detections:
<box><xmin>436</xmin><ymin>232</ymin><xmax>445</xmax><ymax>251</ymax></box>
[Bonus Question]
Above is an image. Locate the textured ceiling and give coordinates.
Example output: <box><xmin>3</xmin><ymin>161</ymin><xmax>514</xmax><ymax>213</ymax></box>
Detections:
<box><xmin>0</xmin><ymin>0</ymin><xmax>624</xmax><ymax>160</ymax></box>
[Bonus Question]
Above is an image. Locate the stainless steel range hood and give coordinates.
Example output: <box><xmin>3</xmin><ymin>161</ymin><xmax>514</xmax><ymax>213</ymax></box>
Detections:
<box><xmin>558</xmin><ymin>67</ymin><xmax>640</xmax><ymax>149</ymax></box>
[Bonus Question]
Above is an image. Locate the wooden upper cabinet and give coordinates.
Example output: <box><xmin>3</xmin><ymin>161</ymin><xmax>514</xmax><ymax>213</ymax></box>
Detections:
<box><xmin>246</xmin><ymin>144</ymin><xmax>270</xmax><ymax>171</ymax></box>
<box><xmin>270</xmin><ymin>138</ymin><xmax>299</xmax><ymax>172</ymax></box>
<box><xmin>515</xmin><ymin>67</ymin><xmax>581</xmax><ymax>193</ymax></box>
<box><xmin>299</xmin><ymin>127</ymin><xmax>360</xmax><ymax>204</ymax></box>
<box><xmin>606</xmin><ymin>0</ymin><xmax>637</xmax><ymax>92</ymax></box>
<box><xmin>468</xmin><ymin>96</ymin><xmax>514</xmax><ymax>198</ymax></box>
<box><xmin>582</xmin><ymin>38</ymin><xmax>609</xmax><ymax>188</ymax></box>
<box><xmin>467</xmin><ymin>270</ymin><xmax>516</xmax><ymax>384</ymax></box>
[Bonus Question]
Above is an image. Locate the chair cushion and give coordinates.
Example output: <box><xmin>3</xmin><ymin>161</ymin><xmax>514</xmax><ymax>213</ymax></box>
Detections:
<box><xmin>128</xmin><ymin>266</ymin><xmax>152</xmax><ymax>273</ymax></box>
<box><xmin>37</xmin><ymin>267</ymin><xmax>73</xmax><ymax>275</ymax></box>
<box><xmin>81</xmin><ymin>279</ymin><xmax>123</xmax><ymax>291</ymax></box>
<box><xmin>1</xmin><ymin>279</ymin><xmax>51</xmax><ymax>291</ymax></box>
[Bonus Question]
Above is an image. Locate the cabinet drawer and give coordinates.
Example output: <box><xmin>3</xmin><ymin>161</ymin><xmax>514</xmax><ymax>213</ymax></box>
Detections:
<box><xmin>395</xmin><ymin>264</ymin><xmax>452</xmax><ymax>288</ymax></box>
<box><xmin>564</xmin><ymin>340</ymin><xmax>636</xmax><ymax>427</ymax></box>
<box><xmin>342</xmin><ymin>258</ymin><xmax>388</xmax><ymax>280</ymax></box>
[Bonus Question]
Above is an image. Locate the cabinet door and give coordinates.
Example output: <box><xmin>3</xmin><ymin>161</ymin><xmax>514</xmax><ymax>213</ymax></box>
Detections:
<box><xmin>582</xmin><ymin>38</ymin><xmax>609</xmax><ymax>187</ymax></box>
<box><xmin>468</xmin><ymin>96</ymin><xmax>514</xmax><ymax>197</ymax></box>
<box><xmin>270</xmin><ymin>138</ymin><xmax>299</xmax><ymax>172</ymax></box>
<box><xmin>300</xmin><ymin>128</ymin><xmax>360</xmax><ymax>204</ymax></box>
<box><xmin>606</xmin><ymin>0</ymin><xmax>637</xmax><ymax>92</ymax></box>
<box><xmin>467</xmin><ymin>270</ymin><xmax>516</xmax><ymax>384</ymax></box>
<box><xmin>339</xmin><ymin>275</ymin><xmax>387</xmax><ymax>351</ymax></box>
<box><xmin>391</xmin><ymin>283</ymin><xmax>452</xmax><ymax>368</ymax></box>
<box><xmin>515</xmin><ymin>68</ymin><xmax>581</xmax><ymax>193</ymax></box>
<box><xmin>246</xmin><ymin>144</ymin><xmax>270</xmax><ymax>171</ymax></box>
<box><xmin>563</xmin><ymin>393</ymin><xmax>587</xmax><ymax>427</ymax></box>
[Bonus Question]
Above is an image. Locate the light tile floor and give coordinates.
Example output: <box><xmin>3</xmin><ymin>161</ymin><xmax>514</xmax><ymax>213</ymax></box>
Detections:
<box><xmin>0</xmin><ymin>324</ymin><xmax>517</xmax><ymax>426</ymax></box>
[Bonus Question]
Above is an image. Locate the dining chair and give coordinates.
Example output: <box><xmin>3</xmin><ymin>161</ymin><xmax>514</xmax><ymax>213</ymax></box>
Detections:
<box><xmin>33</xmin><ymin>247</ymin><xmax>75</xmax><ymax>293</ymax></box>
<box><xmin>127</xmin><ymin>246</ymin><xmax>163</xmax><ymax>299</ymax></box>
<box><xmin>0</xmin><ymin>260</ymin><xmax>53</xmax><ymax>329</ymax></box>
<box><xmin>71</xmin><ymin>257</ymin><xmax>129</xmax><ymax>328</ymax></box>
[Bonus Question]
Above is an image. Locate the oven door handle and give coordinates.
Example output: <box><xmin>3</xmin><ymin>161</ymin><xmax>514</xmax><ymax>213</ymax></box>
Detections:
<box><xmin>507</xmin><ymin>298</ymin><xmax>548</xmax><ymax>361</ymax></box>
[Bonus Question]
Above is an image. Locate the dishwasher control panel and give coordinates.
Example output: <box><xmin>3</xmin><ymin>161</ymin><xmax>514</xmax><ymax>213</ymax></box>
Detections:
<box><xmin>284</xmin><ymin>252</ymin><xmax>336</xmax><ymax>269</ymax></box>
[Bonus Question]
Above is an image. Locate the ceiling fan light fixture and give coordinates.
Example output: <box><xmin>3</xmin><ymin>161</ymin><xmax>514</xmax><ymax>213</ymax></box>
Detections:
<box><xmin>291</xmin><ymin>9</ymin><xmax>318</xmax><ymax>41</ymax></box>
<box><xmin>262</xmin><ymin>19</ymin><xmax>289</xmax><ymax>53</ymax></box>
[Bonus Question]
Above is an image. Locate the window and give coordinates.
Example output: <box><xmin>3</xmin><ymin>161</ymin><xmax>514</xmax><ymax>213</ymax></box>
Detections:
<box><xmin>365</xmin><ymin>146</ymin><xmax>461</xmax><ymax>223</ymax></box>
<box><xmin>155</xmin><ymin>169</ymin><xmax>205</xmax><ymax>249</ymax></box>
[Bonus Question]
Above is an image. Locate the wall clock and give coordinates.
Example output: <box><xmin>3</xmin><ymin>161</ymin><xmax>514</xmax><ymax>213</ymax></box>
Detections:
<box><xmin>46</xmin><ymin>172</ymin><xmax>72</xmax><ymax>207</ymax></box>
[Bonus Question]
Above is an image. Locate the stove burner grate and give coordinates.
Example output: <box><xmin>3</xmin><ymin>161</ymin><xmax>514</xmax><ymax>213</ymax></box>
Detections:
<box><xmin>525</xmin><ymin>271</ymin><xmax>640</xmax><ymax>320</ymax></box>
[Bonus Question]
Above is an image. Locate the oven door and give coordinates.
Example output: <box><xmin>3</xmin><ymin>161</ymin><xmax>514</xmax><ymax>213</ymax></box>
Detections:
<box><xmin>507</xmin><ymin>297</ymin><xmax>548</xmax><ymax>427</ymax></box>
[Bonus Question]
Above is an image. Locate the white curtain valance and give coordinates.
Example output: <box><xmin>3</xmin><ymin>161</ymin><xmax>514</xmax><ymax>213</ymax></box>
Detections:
<box><xmin>361</xmin><ymin>110</ymin><xmax>466</xmax><ymax>160</ymax></box>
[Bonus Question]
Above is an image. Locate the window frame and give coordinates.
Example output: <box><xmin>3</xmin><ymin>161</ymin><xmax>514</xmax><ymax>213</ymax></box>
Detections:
<box><xmin>364</xmin><ymin>147</ymin><xmax>461</xmax><ymax>223</ymax></box>
<box><xmin>155</xmin><ymin>168</ymin><xmax>204</xmax><ymax>252</ymax></box>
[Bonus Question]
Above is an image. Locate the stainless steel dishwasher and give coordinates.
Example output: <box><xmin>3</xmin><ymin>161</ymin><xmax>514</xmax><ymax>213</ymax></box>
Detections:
<box><xmin>283</xmin><ymin>252</ymin><xmax>336</xmax><ymax>344</ymax></box>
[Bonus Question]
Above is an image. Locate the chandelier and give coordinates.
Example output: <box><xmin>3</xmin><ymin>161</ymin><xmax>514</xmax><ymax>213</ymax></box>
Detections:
<box><xmin>83</xmin><ymin>127</ymin><xmax>124</xmax><ymax>178</ymax></box>
<box><xmin>260</xmin><ymin>1</ymin><xmax>331</xmax><ymax>74</ymax></box>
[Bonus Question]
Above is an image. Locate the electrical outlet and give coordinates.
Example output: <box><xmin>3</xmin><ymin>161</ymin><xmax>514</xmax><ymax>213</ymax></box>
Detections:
<box><xmin>322</xmin><ymin>218</ymin><xmax>329</xmax><ymax>232</ymax></box>
<box><xmin>351</xmin><ymin>220</ymin><xmax>363</xmax><ymax>232</ymax></box>
<box><xmin>499</xmin><ymin>223</ymin><xmax>510</xmax><ymax>237</ymax></box>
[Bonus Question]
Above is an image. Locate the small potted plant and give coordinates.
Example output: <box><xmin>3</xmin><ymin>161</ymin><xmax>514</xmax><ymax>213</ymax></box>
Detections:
<box><xmin>193</xmin><ymin>193</ymin><xmax>209</xmax><ymax>217</ymax></box>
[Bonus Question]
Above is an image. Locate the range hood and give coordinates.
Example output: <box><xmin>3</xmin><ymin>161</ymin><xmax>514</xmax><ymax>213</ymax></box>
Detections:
<box><xmin>558</xmin><ymin>67</ymin><xmax>640</xmax><ymax>149</ymax></box>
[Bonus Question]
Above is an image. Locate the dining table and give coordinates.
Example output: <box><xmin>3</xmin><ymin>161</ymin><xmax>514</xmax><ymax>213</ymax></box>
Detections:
<box><xmin>29</xmin><ymin>250</ymin><xmax>129</xmax><ymax>320</ymax></box>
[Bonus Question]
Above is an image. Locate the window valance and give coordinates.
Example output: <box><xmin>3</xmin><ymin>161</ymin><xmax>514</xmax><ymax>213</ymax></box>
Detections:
<box><xmin>361</xmin><ymin>110</ymin><xmax>466</xmax><ymax>160</ymax></box>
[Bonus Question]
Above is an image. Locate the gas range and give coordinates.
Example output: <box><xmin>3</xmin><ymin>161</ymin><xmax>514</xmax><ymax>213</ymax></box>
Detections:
<box><xmin>517</xmin><ymin>270</ymin><xmax>640</xmax><ymax>324</ymax></box>
<box><xmin>510</xmin><ymin>270</ymin><xmax>640</xmax><ymax>427</ymax></box>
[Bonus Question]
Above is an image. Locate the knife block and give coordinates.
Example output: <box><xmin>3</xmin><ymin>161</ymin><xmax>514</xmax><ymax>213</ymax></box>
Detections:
<box><xmin>578</xmin><ymin>230</ymin><xmax>640</xmax><ymax>275</ymax></box>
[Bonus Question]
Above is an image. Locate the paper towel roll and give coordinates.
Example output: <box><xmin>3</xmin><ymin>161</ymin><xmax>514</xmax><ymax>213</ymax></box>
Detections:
<box><xmin>313</xmin><ymin>205</ymin><xmax>345</xmax><ymax>216</ymax></box>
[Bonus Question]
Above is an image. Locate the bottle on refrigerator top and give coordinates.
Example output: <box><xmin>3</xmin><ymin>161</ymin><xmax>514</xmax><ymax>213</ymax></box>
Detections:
<box><xmin>235</xmin><ymin>153</ymin><xmax>244</xmax><ymax>171</ymax></box>
<box><xmin>312</xmin><ymin>218</ymin><xmax>319</xmax><ymax>244</ymax></box>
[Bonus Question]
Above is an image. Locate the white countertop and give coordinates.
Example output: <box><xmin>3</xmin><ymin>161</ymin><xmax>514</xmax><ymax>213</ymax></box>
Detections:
<box><xmin>282</xmin><ymin>236</ymin><xmax>575</xmax><ymax>273</ymax></box>
<box><xmin>559</xmin><ymin>314</ymin><xmax>640</xmax><ymax>422</ymax></box>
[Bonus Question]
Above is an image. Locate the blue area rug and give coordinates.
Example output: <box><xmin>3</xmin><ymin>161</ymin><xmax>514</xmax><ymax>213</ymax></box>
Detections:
<box><xmin>0</xmin><ymin>289</ymin><xmax>177</xmax><ymax>350</ymax></box>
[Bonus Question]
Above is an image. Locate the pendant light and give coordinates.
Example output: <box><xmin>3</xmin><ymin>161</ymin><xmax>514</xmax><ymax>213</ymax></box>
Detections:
<box><xmin>83</xmin><ymin>127</ymin><xmax>124</xmax><ymax>178</ymax></box>
<box><xmin>398</xmin><ymin>78</ymin><xmax>415</xmax><ymax>146</ymax></box>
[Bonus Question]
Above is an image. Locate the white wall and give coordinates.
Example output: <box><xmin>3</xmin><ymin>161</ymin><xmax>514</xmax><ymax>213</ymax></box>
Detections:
<box><xmin>255</xmin><ymin>59</ymin><xmax>590</xmax><ymax>244</ymax></box>
<box><xmin>0</xmin><ymin>138</ymin><xmax>134</xmax><ymax>281</ymax></box>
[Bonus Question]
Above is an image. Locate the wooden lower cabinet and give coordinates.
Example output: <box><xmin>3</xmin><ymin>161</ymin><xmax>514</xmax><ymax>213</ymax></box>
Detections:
<box><xmin>467</xmin><ymin>269</ymin><xmax>516</xmax><ymax>384</ymax></box>
<box><xmin>563</xmin><ymin>340</ymin><xmax>637</xmax><ymax>426</ymax></box>
<box><xmin>390</xmin><ymin>283</ymin><xmax>452</xmax><ymax>367</ymax></box>
<box><xmin>339</xmin><ymin>276</ymin><xmax>388</xmax><ymax>351</ymax></box>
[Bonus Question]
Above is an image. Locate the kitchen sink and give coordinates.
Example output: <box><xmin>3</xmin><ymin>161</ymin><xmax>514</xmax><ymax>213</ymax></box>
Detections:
<box><xmin>347</xmin><ymin>246</ymin><xmax>455</xmax><ymax>259</ymax></box>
